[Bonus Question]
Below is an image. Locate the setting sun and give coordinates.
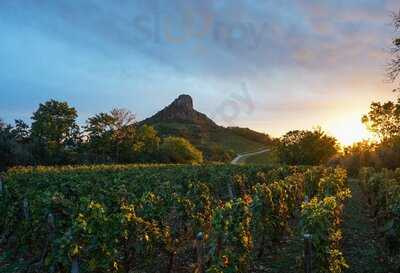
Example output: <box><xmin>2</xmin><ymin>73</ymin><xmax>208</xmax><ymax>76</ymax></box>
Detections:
<box><xmin>325</xmin><ymin>116</ymin><xmax>372</xmax><ymax>146</ymax></box>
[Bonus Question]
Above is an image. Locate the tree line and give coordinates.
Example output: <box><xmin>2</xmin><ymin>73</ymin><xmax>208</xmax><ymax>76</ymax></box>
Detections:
<box><xmin>340</xmin><ymin>98</ymin><xmax>400</xmax><ymax>175</ymax></box>
<box><xmin>0</xmin><ymin>100</ymin><xmax>203</xmax><ymax>170</ymax></box>
<box><xmin>339</xmin><ymin>11</ymin><xmax>400</xmax><ymax>175</ymax></box>
<box><xmin>0</xmin><ymin>98</ymin><xmax>342</xmax><ymax>170</ymax></box>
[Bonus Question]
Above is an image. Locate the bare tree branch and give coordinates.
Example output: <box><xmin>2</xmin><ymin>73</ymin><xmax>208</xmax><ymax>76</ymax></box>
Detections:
<box><xmin>387</xmin><ymin>10</ymin><xmax>400</xmax><ymax>91</ymax></box>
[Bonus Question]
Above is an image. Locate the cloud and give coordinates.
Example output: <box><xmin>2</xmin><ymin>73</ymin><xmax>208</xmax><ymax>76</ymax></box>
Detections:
<box><xmin>0</xmin><ymin>0</ymin><xmax>397</xmax><ymax>137</ymax></box>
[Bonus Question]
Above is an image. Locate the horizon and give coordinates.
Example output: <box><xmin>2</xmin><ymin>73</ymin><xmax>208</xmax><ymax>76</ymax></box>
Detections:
<box><xmin>0</xmin><ymin>92</ymin><xmax>377</xmax><ymax>146</ymax></box>
<box><xmin>1</xmin><ymin>1</ymin><xmax>399</xmax><ymax>145</ymax></box>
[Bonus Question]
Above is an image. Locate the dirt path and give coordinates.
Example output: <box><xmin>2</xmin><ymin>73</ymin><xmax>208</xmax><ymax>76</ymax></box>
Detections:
<box><xmin>231</xmin><ymin>149</ymin><xmax>269</xmax><ymax>165</ymax></box>
<box><xmin>342</xmin><ymin>179</ymin><xmax>396</xmax><ymax>273</ymax></box>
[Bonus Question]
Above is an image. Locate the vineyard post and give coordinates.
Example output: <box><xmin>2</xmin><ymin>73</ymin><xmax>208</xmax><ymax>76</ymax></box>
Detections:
<box><xmin>167</xmin><ymin>205</ymin><xmax>178</xmax><ymax>273</ymax></box>
<box><xmin>48</xmin><ymin>212</ymin><xmax>56</xmax><ymax>237</ymax></box>
<box><xmin>227</xmin><ymin>181</ymin><xmax>235</xmax><ymax>199</ymax></box>
<box><xmin>0</xmin><ymin>176</ymin><xmax>3</xmax><ymax>195</ymax></box>
<box><xmin>34</xmin><ymin>212</ymin><xmax>56</xmax><ymax>271</ymax></box>
<box><xmin>22</xmin><ymin>197</ymin><xmax>30</xmax><ymax>220</ymax></box>
<box><xmin>304</xmin><ymin>233</ymin><xmax>312</xmax><ymax>273</ymax></box>
<box><xmin>71</xmin><ymin>257</ymin><xmax>80</xmax><ymax>273</ymax></box>
<box><xmin>195</xmin><ymin>232</ymin><xmax>205</xmax><ymax>273</ymax></box>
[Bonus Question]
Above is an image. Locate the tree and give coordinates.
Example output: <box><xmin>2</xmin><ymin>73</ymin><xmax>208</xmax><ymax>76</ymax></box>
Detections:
<box><xmin>85</xmin><ymin>109</ymin><xmax>160</xmax><ymax>163</ymax></box>
<box><xmin>134</xmin><ymin>125</ymin><xmax>161</xmax><ymax>162</ymax></box>
<box><xmin>31</xmin><ymin>100</ymin><xmax>80</xmax><ymax>164</ymax></box>
<box><xmin>340</xmin><ymin>141</ymin><xmax>377</xmax><ymax>175</ymax></box>
<box><xmin>388</xmin><ymin>11</ymin><xmax>400</xmax><ymax>91</ymax></box>
<box><xmin>0</xmin><ymin>119</ymin><xmax>34</xmax><ymax>170</ymax></box>
<box><xmin>374</xmin><ymin>136</ymin><xmax>400</xmax><ymax>169</ymax></box>
<box><xmin>85</xmin><ymin>109</ymin><xmax>138</xmax><ymax>162</ymax></box>
<box><xmin>0</xmin><ymin>120</ymin><xmax>16</xmax><ymax>170</ymax></box>
<box><xmin>203</xmin><ymin>144</ymin><xmax>235</xmax><ymax>162</ymax></box>
<box><xmin>277</xmin><ymin>129</ymin><xmax>339</xmax><ymax>165</ymax></box>
<box><xmin>85</xmin><ymin>112</ymin><xmax>116</xmax><ymax>162</ymax></box>
<box><xmin>12</xmin><ymin>119</ymin><xmax>31</xmax><ymax>143</ymax></box>
<box><xmin>110</xmin><ymin>108</ymin><xmax>136</xmax><ymax>130</ymax></box>
<box><xmin>109</xmin><ymin>109</ymin><xmax>137</xmax><ymax>162</ymax></box>
<box><xmin>362</xmin><ymin>99</ymin><xmax>400</xmax><ymax>140</ymax></box>
<box><xmin>0</xmin><ymin>119</ymin><xmax>5</xmax><ymax>129</ymax></box>
<box><xmin>160</xmin><ymin>137</ymin><xmax>203</xmax><ymax>164</ymax></box>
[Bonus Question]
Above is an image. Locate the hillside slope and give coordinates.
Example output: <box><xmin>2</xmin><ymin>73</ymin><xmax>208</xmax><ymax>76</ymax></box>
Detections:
<box><xmin>141</xmin><ymin>94</ymin><xmax>272</xmax><ymax>161</ymax></box>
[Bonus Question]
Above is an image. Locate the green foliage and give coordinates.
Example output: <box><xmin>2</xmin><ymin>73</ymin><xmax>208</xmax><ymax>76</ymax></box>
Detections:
<box><xmin>208</xmin><ymin>198</ymin><xmax>253</xmax><ymax>272</ymax></box>
<box><xmin>374</xmin><ymin>136</ymin><xmax>400</xmax><ymax>169</ymax></box>
<box><xmin>359</xmin><ymin>167</ymin><xmax>400</xmax><ymax>256</ymax></box>
<box><xmin>84</xmin><ymin>112</ymin><xmax>117</xmax><ymax>162</ymax></box>
<box><xmin>301</xmin><ymin>168</ymin><xmax>351</xmax><ymax>273</ymax></box>
<box><xmin>226</xmin><ymin>127</ymin><xmax>274</xmax><ymax>146</ymax></box>
<box><xmin>84</xmin><ymin>109</ymin><xmax>161</xmax><ymax>164</ymax></box>
<box><xmin>362</xmin><ymin>99</ymin><xmax>400</xmax><ymax>140</ymax></box>
<box><xmin>277</xmin><ymin>129</ymin><xmax>339</xmax><ymax>165</ymax></box>
<box><xmin>0</xmin><ymin>98</ymin><xmax>276</xmax><ymax>167</ymax></box>
<box><xmin>202</xmin><ymin>144</ymin><xmax>236</xmax><ymax>162</ymax></box>
<box><xmin>31</xmin><ymin>99</ymin><xmax>80</xmax><ymax>164</ymax></box>
<box><xmin>340</xmin><ymin>137</ymin><xmax>400</xmax><ymax>173</ymax></box>
<box><xmin>0</xmin><ymin>164</ymin><xmax>349</xmax><ymax>272</ymax></box>
<box><xmin>160</xmin><ymin>136</ymin><xmax>203</xmax><ymax>164</ymax></box>
<box><xmin>340</xmin><ymin>141</ymin><xmax>376</xmax><ymax>176</ymax></box>
<box><xmin>344</xmin><ymin>97</ymin><xmax>400</xmax><ymax>173</ymax></box>
<box><xmin>242</xmin><ymin>149</ymin><xmax>279</xmax><ymax>165</ymax></box>
<box><xmin>31</xmin><ymin>100</ymin><xmax>79</xmax><ymax>145</ymax></box>
<box><xmin>301</xmin><ymin>197</ymin><xmax>348</xmax><ymax>273</ymax></box>
<box><xmin>0</xmin><ymin>120</ymin><xmax>34</xmax><ymax>170</ymax></box>
<box><xmin>149</xmin><ymin>122</ymin><xmax>269</xmax><ymax>162</ymax></box>
<box><xmin>135</xmin><ymin>125</ymin><xmax>161</xmax><ymax>162</ymax></box>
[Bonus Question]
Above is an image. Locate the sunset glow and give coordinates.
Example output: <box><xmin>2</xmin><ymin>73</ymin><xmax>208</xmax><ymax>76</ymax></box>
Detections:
<box><xmin>325</xmin><ymin>117</ymin><xmax>372</xmax><ymax>146</ymax></box>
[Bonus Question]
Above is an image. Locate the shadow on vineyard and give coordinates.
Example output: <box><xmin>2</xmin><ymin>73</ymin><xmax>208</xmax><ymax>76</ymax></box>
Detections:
<box><xmin>342</xmin><ymin>179</ymin><xmax>396</xmax><ymax>273</ymax></box>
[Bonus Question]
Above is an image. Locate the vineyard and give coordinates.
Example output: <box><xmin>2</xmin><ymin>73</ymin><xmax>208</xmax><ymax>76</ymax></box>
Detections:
<box><xmin>359</xmin><ymin>168</ymin><xmax>400</xmax><ymax>259</ymax></box>
<box><xmin>0</xmin><ymin>164</ymin><xmax>350</xmax><ymax>273</ymax></box>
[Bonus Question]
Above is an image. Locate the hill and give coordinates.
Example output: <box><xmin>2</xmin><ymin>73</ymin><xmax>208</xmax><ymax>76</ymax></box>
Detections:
<box><xmin>141</xmin><ymin>94</ymin><xmax>273</xmax><ymax>161</ymax></box>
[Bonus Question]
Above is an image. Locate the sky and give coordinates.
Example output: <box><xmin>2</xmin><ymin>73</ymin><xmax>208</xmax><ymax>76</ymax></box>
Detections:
<box><xmin>1</xmin><ymin>0</ymin><xmax>399</xmax><ymax>145</ymax></box>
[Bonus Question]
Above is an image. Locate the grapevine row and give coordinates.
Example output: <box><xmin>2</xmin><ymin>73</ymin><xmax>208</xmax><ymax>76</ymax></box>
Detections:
<box><xmin>0</xmin><ymin>164</ymin><xmax>349</xmax><ymax>272</ymax></box>
<box><xmin>359</xmin><ymin>167</ymin><xmax>400</xmax><ymax>256</ymax></box>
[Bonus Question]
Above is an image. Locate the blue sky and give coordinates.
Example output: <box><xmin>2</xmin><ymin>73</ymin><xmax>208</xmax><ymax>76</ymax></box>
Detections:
<box><xmin>0</xmin><ymin>0</ymin><xmax>399</xmax><ymax>144</ymax></box>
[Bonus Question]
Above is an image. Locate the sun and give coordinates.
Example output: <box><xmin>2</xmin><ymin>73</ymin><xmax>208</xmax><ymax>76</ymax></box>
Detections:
<box><xmin>325</xmin><ymin>116</ymin><xmax>372</xmax><ymax>147</ymax></box>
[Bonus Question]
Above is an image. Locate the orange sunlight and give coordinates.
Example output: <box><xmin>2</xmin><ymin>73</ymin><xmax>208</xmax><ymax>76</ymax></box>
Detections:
<box><xmin>325</xmin><ymin>115</ymin><xmax>372</xmax><ymax>147</ymax></box>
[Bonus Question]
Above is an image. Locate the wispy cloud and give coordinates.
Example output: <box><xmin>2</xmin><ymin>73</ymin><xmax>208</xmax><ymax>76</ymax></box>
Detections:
<box><xmin>0</xmin><ymin>0</ymin><xmax>397</xmax><ymax>139</ymax></box>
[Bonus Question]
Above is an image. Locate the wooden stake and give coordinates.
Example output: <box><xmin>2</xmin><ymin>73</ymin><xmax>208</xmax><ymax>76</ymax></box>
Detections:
<box><xmin>227</xmin><ymin>182</ymin><xmax>234</xmax><ymax>199</ymax></box>
<box><xmin>22</xmin><ymin>197</ymin><xmax>29</xmax><ymax>220</ymax></box>
<box><xmin>71</xmin><ymin>257</ymin><xmax>80</xmax><ymax>273</ymax></box>
<box><xmin>195</xmin><ymin>232</ymin><xmax>205</xmax><ymax>273</ymax></box>
<box><xmin>304</xmin><ymin>234</ymin><xmax>312</xmax><ymax>273</ymax></box>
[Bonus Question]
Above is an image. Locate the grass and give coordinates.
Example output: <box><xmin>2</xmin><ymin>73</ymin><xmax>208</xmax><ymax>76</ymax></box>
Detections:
<box><xmin>152</xmin><ymin>121</ymin><xmax>267</xmax><ymax>155</ymax></box>
<box><xmin>342</xmin><ymin>179</ymin><xmax>399</xmax><ymax>273</ymax></box>
<box><xmin>242</xmin><ymin>149</ymin><xmax>279</xmax><ymax>165</ymax></box>
<box><xmin>211</xmin><ymin>129</ymin><xmax>267</xmax><ymax>154</ymax></box>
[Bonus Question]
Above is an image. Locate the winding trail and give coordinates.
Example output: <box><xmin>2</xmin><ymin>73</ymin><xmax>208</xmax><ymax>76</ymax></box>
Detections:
<box><xmin>231</xmin><ymin>149</ymin><xmax>269</xmax><ymax>165</ymax></box>
<box><xmin>342</xmin><ymin>179</ymin><xmax>396</xmax><ymax>273</ymax></box>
